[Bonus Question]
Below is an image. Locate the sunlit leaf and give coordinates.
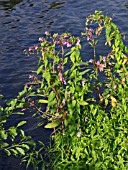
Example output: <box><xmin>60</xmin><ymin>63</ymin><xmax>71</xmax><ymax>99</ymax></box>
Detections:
<box><xmin>38</xmin><ymin>99</ymin><xmax>48</xmax><ymax>103</ymax></box>
<box><xmin>110</xmin><ymin>96</ymin><xmax>117</xmax><ymax>107</ymax></box>
<box><xmin>78</xmin><ymin>101</ymin><xmax>88</xmax><ymax>105</ymax></box>
<box><xmin>45</xmin><ymin>119</ymin><xmax>60</xmax><ymax>128</ymax></box>
<box><xmin>16</xmin><ymin>147</ymin><xmax>25</xmax><ymax>155</ymax></box>
<box><xmin>17</xmin><ymin>121</ymin><xmax>27</xmax><ymax>127</ymax></box>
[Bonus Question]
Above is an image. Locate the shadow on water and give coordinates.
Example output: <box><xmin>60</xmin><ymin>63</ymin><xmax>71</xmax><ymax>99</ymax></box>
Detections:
<box><xmin>0</xmin><ymin>0</ymin><xmax>24</xmax><ymax>9</ymax></box>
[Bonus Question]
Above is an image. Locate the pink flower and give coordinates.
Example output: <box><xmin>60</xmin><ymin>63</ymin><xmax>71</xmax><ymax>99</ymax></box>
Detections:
<box><xmin>85</xmin><ymin>117</ymin><xmax>88</xmax><ymax>122</ymax></box>
<box><xmin>77</xmin><ymin>131</ymin><xmax>81</xmax><ymax>138</ymax></box>
<box><xmin>35</xmin><ymin>45</ymin><xmax>38</xmax><ymax>50</ymax></box>
<box><xmin>30</xmin><ymin>101</ymin><xmax>34</xmax><ymax>107</ymax></box>
<box><xmin>76</xmin><ymin>39</ymin><xmax>80</xmax><ymax>46</ymax></box>
<box><xmin>88</xmin><ymin>28</ymin><xmax>93</xmax><ymax>32</ymax></box>
<box><xmin>87</xmin><ymin>36</ymin><xmax>90</xmax><ymax>41</ymax></box>
<box><xmin>38</xmin><ymin>37</ymin><xmax>43</xmax><ymax>42</ymax></box>
<box><xmin>99</xmin><ymin>64</ymin><xmax>105</xmax><ymax>72</ymax></box>
<box><xmin>102</xmin><ymin>56</ymin><xmax>106</xmax><ymax>62</ymax></box>
<box><xmin>45</xmin><ymin>31</ymin><xmax>49</xmax><ymax>35</ymax></box>
<box><xmin>106</xmin><ymin>84</ymin><xmax>111</xmax><ymax>88</ymax></box>
<box><xmin>66</xmin><ymin>93</ymin><xmax>70</xmax><ymax>97</ymax></box>
<box><xmin>28</xmin><ymin>47</ymin><xmax>34</xmax><ymax>51</ymax></box>
<box><xmin>62</xmin><ymin>99</ymin><xmax>66</xmax><ymax>105</ymax></box>
<box><xmin>29</xmin><ymin>75</ymin><xmax>33</xmax><ymax>79</ymax></box>
<box><xmin>21</xmin><ymin>108</ymin><xmax>26</xmax><ymax>111</ymax></box>
<box><xmin>95</xmin><ymin>60</ymin><xmax>100</xmax><ymax>66</ymax></box>
<box><xmin>25</xmin><ymin>83</ymin><xmax>29</xmax><ymax>88</ymax></box>
<box><xmin>66</xmin><ymin>42</ymin><xmax>72</xmax><ymax>48</ymax></box>
<box><xmin>113</xmin><ymin>84</ymin><xmax>117</xmax><ymax>89</ymax></box>
<box><xmin>72</xmin><ymin>96</ymin><xmax>74</xmax><ymax>100</ymax></box>
<box><xmin>82</xmin><ymin>80</ymin><xmax>85</xmax><ymax>87</ymax></box>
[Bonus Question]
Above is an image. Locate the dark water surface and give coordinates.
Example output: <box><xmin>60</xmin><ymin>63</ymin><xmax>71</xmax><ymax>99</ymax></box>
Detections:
<box><xmin>0</xmin><ymin>0</ymin><xmax>128</xmax><ymax>169</ymax></box>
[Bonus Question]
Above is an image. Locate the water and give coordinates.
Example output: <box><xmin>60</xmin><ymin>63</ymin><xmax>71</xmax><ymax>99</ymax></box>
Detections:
<box><xmin>0</xmin><ymin>0</ymin><xmax>128</xmax><ymax>169</ymax></box>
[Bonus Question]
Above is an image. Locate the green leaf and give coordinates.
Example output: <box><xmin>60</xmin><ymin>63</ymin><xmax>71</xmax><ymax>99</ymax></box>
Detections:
<box><xmin>78</xmin><ymin>100</ymin><xmax>88</xmax><ymax>105</ymax></box>
<box><xmin>0</xmin><ymin>142</ymin><xmax>9</xmax><ymax>148</ymax></box>
<box><xmin>79</xmin><ymin>69</ymin><xmax>90</xmax><ymax>75</ymax></box>
<box><xmin>0</xmin><ymin>130</ymin><xmax>7</xmax><ymax>140</ymax></box>
<box><xmin>70</xmin><ymin>51</ymin><xmax>75</xmax><ymax>63</ymax></box>
<box><xmin>10</xmin><ymin>149</ymin><xmax>18</xmax><ymax>156</ymax></box>
<box><xmin>48</xmin><ymin>91</ymin><xmax>55</xmax><ymax>102</ymax></box>
<box><xmin>38</xmin><ymin>99</ymin><xmax>48</xmax><ymax>103</ymax></box>
<box><xmin>16</xmin><ymin>147</ymin><xmax>25</xmax><ymax>155</ymax></box>
<box><xmin>48</xmin><ymin>99</ymin><xmax>57</xmax><ymax>107</ymax></box>
<box><xmin>21</xmin><ymin>144</ymin><xmax>30</xmax><ymax>150</ymax></box>
<box><xmin>17</xmin><ymin>121</ymin><xmax>27</xmax><ymax>127</ymax></box>
<box><xmin>0</xmin><ymin>94</ymin><xmax>4</xmax><ymax>100</ymax></box>
<box><xmin>45</xmin><ymin>119</ymin><xmax>60</xmax><ymax>128</ymax></box>
<box><xmin>37</xmin><ymin>65</ymin><xmax>43</xmax><ymax>74</ymax></box>
<box><xmin>9</xmin><ymin>127</ymin><xmax>17</xmax><ymax>138</ymax></box>
<box><xmin>4</xmin><ymin>149</ymin><xmax>11</xmax><ymax>156</ymax></box>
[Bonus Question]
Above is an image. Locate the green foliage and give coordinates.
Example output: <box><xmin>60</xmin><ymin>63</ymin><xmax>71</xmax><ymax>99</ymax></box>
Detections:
<box><xmin>0</xmin><ymin>11</ymin><xmax>128</xmax><ymax>169</ymax></box>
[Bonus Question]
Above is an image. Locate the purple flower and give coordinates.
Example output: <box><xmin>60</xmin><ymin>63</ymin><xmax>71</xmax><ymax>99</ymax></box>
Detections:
<box><xmin>106</xmin><ymin>84</ymin><xmax>111</xmax><ymax>88</ymax></box>
<box><xmin>95</xmin><ymin>60</ymin><xmax>100</xmax><ymax>66</ymax></box>
<box><xmin>28</xmin><ymin>47</ymin><xmax>34</xmax><ymax>51</ymax></box>
<box><xmin>30</xmin><ymin>101</ymin><xmax>34</xmax><ymax>107</ymax></box>
<box><xmin>35</xmin><ymin>45</ymin><xmax>38</xmax><ymax>50</ymax></box>
<box><xmin>88</xmin><ymin>28</ymin><xmax>93</xmax><ymax>32</ymax></box>
<box><xmin>87</xmin><ymin>36</ymin><xmax>90</xmax><ymax>41</ymax></box>
<box><xmin>99</xmin><ymin>64</ymin><xmax>105</xmax><ymax>72</ymax></box>
<box><xmin>21</xmin><ymin>108</ymin><xmax>26</xmax><ymax>111</ymax></box>
<box><xmin>102</xmin><ymin>56</ymin><xmax>106</xmax><ymax>62</ymax></box>
<box><xmin>77</xmin><ymin>131</ymin><xmax>81</xmax><ymax>138</ymax></box>
<box><xmin>82</xmin><ymin>80</ymin><xmax>85</xmax><ymax>87</ymax></box>
<box><xmin>62</xmin><ymin>99</ymin><xmax>66</xmax><ymax>105</ymax></box>
<box><xmin>76</xmin><ymin>39</ymin><xmax>80</xmax><ymax>46</ymax></box>
<box><xmin>25</xmin><ymin>83</ymin><xmax>29</xmax><ymax>89</ymax></box>
<box><xmin>66</xmin><ymin>93</ymin><xmax>70</xmax><ymax>97</ymax></box>
<box><xmin>29</xmin><ymin>75</ymin><xmax>33</xmax><ymax>79</ymax></box>
<box><xmin>113</xmin><ymin>84</ymin><xmax>117</xmax><ymax>89</ymax></box>
<box><xmin>66</xmin><ymin>42</ymin><xmax>72</xmax><ymax>48</ymax></box>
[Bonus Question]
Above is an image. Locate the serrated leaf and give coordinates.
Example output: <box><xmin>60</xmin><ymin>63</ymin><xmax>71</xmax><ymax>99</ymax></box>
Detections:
<box><xmin>17</xmin><ymin>121</ymin><xmax>27</xmax><ymax>127</ymax></box>
<box><xmin>78</xmin><ymin>101</ymin><xmax>88</xmax><ymax>105</ymax></box>
<box><xmin>45</xmin><ymin>119</ymin><xmax>60</xmax><ymax>128</ymax></box>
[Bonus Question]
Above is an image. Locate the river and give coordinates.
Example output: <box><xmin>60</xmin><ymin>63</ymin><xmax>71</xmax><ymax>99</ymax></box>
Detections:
<box><xmin>0</xmin><ymin>0</ymin><xmax>128</xmax><ymax>169</ymax></box>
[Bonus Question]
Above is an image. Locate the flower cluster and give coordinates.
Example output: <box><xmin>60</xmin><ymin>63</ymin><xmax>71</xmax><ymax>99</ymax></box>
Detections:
<box><xmin>58</xmin><ymin>73</ymin><xmax>66</xmax><ymax>85</ymax></box>
<box><xmin>87</xmin><ymin>28</ymin><xmax>94</xmax><ymax>41</ymax></box>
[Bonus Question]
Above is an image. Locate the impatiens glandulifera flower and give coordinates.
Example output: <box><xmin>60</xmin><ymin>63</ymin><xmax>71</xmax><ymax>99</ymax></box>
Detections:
<box><xmin>102</xmin><ymin>56</ymin><xmax>106</xmax><ymax>62</ymax></box>
<box><xmin>99</xmin><ymin>64</ymin><xmax>105</xmax><ymax>72</ymax></box>
<box><xmin>62</xmin><ymin>99</ymin><xmax>66</xmax><ymax>105</ymax></box>
<box><xmin>82</xmin><ymin>80</ymin><xmax>85</xmax><ymax>87</ymax></box>
<box><xmin>77</xmin><ymin>131</ymin><xmax>81</xmax><ymax>138</ymax></box>
<box><xmin>113</xmin><ymin>84</ymin><xmax>117</xmax><ymax>89</ymax></box>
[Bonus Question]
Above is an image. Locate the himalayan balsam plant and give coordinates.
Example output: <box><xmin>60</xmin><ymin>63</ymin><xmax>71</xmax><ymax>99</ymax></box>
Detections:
<box><xmin>0</xmin><ymin>11</ymin><xmax>128</xmax><ymax>170</ymax></box>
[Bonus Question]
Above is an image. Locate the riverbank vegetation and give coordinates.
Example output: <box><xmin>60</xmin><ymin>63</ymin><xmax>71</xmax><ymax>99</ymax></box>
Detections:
<box><xmin>0</xmin><ymin>11</ymin><xmax>128</xmax><ymax>170</ymax></box>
